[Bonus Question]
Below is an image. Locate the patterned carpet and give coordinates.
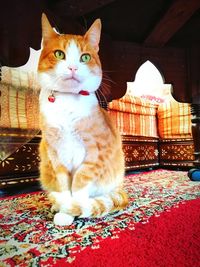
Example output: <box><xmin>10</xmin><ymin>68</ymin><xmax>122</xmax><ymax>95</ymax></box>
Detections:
<box><xmin>0</xmin><ymin>169</ymin><xmax>200</xmax><ymax>267</ymax></box>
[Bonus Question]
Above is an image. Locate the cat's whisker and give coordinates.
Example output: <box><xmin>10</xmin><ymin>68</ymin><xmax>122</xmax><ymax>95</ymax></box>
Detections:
<box><xmin>97</xmin><ymin>87</ymin><xmax>109</xmax><ymax>103</ymax></box>
<box><xmin>102</xmin><ymin>72</ymin><xmax>118</xmax><ymax>85</ymax></box>
<box><xmin>100</xmin><ymin>81</ymin><xmax>112</xmax><ymax>92</ymax></box>
<box><xmin>101</xmin><ymin>80</ymin><xmax>111</xmax><ymax>87</ymax></box>
<box><xmin>102</xmin><ymin>70</ymin><xmax>117</xmax><ymax>73</ymax></box>
<box><xmin>95</xmin><ymin>90</ymin><xmax>108</xmax><ymax>110</ymax></box>
<box><xmin>102</xmin><ymin>77</ymin><xmax>117</xmax><ymax>85</ymax></box>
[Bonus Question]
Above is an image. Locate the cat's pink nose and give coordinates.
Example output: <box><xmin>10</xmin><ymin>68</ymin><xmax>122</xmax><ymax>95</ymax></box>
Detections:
<box><xmin>68</xmin><ymin>66</ymin><xmax>78</xmax><ymax>73</ymax></box>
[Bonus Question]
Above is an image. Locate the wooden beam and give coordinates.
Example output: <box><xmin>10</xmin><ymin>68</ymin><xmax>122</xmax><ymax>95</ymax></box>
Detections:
<box><xmin>51</xmin><ymin>0</ymin><xmax>116</xmax><ymax>17</ymax></box>
<box><xmin>144</xmin><ymin>0</ymin><xmax>200</xmax><ymax>47</ymax></box>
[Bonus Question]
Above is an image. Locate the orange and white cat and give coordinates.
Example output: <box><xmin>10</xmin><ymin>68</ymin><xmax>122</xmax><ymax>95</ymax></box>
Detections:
<box><xmin>38</xmin><ymin>14</ymin><xmax>128</xmax><ymax>226</ymax></box>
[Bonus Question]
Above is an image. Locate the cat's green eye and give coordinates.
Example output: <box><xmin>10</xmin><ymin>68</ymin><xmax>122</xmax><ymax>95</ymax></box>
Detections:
<box><xmin>54</xmin><ymin>50</ymin><xmax>65</xmax><ymax>60</ymax></box>
<box><xmin>80</xmin><ymin>53</ymin><xmax>91</xmax><ymax>63</ymax></box>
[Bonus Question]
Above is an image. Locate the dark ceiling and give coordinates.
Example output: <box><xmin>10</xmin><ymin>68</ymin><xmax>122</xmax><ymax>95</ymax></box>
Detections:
<box><xmin>1</xmin><ymin>0</ymin><xmax>200</xmax><ymax>67</ymax></box>
<box><xmin>48</xmin><ymin>0</ymin><xmax>200</xmax><ymax>47</ymax></box>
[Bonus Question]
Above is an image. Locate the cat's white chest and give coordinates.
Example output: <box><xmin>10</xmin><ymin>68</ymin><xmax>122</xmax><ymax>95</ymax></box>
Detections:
<box><xmin>40</xmin><ymin>91</ymin><xmax>97</xmax><ymax>171</ymax></box>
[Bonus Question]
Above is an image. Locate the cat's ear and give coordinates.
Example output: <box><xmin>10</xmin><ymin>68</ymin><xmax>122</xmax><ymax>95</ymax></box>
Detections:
<box><xmin>84</xmin><ymin>19</ymin><xmax>101</xmax><ymax>52</ymax></box>
<box><xmin>41</xmin><ymin>13</ymin><xmax>57</xmax><ymax>44</ymax></box>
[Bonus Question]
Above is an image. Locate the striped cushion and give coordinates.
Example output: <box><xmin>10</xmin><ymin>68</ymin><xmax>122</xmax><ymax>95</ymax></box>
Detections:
<box><xmin>108</xmin><ymin>95</ymin><xmax>158</xmax><ymax>137</ymax></box>
<box><xmin>157</xmin><ymin>99</ymin><xmax>192</xmax><ymax>139</ymax></box>
<box><xmin>0</xmin><ymin>67</ymin><xmax>40</xmax><ymax>130</ymax></box>
<box><xmin>109</xmin><ymin>94</ymin><xmax>158</xmax><ymax>114</ymax></box>
<box><xmin>1</xmin><ymin>66</ymin><xmax>40</xmax><ymax>90</ymax></box>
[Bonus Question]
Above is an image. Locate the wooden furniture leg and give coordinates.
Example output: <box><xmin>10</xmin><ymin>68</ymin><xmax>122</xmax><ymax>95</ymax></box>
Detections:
<box><xmin>188</xmin><ymin>103</ymin><xmax>200</xmax><ymax>181</ymax></box>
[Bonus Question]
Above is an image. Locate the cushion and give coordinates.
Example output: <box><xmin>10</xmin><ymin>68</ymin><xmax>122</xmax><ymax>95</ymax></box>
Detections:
<box><xmin>0</xmin><ymin>65</ymin><xmax>40</xmax><ymax>161</ymax></box>
<box><xmin>108</xmin><ymin>94</ymin><xmax>158</xmax><ymax>138</ymax></box>
<box><xmin>0</xmin><ymin>66</ymin><xmax>40</xmax><ymax>130</ymax></box>
<box><xmin>157</xmin><ymin>98</ymin><xmax>192</xmax><ymax>139</ymax></box>
<box><xmin>109</xmin><ymin>94</ymin><xmax>158</xmax><ymax>114</ymax></box>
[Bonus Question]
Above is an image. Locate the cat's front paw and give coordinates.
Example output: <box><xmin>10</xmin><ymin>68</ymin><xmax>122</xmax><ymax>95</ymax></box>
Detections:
<box><xmin>49</xmin><ymin>190</ymin><xmax>72</xmax><ymax>213</ymax></box>
<box><xmin>51</xmin><ymin>204</ymin><xmax>59</xmax><ymax>213</ymax></box>
<box><xmin>53</xmin><ymin>212</ymin><xmax>74</xmax><ymax>226</ymax></box>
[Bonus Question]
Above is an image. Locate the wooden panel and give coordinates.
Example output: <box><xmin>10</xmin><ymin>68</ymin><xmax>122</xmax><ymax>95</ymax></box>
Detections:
<box><xmin>159</xmin><ymin>138</ymin><xmax>194</xmax><ymax>167</ymax></box>
<box><xmin>0</xmin><ymin>134</ymin><xmax>159</xmax><ymax>187</ymax></box>
<box><xmin>186</xmin><ymin>45</ymin><xmax>200</xmax><ymax>104</ymax></box>
<box><xmin>0</xmin><ymin>134</ymin><xmax>194</xmax><ymax>188</ymax></box>
<box><xmin>190</xmin><ymin>104</ymin><xmax>200</xmax><ymax>168</ymax></box>
<box><xmin>0</xmin><ymin>137</ymin><xmax>40</xmax><ymax>188</ymax></box>
<box><xmin>122</xmin><ymin>135</ymin><xmax>159</xmax><ymax>170</ymax></box>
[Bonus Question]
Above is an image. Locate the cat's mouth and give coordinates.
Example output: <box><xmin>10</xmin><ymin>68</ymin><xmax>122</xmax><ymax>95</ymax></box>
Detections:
<box><xmin>60</xmin><ymin>76</ymin><xmax>81</xmax><ymax>90</ymax></box>
<box><xmin>63</xmin><ymin>76</ymin><xmax>80</xmax><ymax>83</ymax></box>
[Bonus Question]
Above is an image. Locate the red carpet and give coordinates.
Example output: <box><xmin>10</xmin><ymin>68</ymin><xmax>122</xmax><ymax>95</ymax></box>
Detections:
<box><xmin>0</xmin><ymin>169</ymin><xmax>200</xmax><ymax>266</ymax></box>
<box><xmin>73</xmin><ymin>198</ymin><xmax>200</xmax><ymax>267</ymax></box>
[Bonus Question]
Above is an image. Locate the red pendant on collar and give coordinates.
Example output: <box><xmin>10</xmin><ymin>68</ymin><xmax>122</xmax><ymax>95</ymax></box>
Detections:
<box><xmin>79</xmin><ymin>90</ymin><xmax>90</xmax><ymax>96</ymax></box>
<box><xmin>48</xmin><ymin>94</ymin><xmax>55</xmax><ymax>103</ymax></box>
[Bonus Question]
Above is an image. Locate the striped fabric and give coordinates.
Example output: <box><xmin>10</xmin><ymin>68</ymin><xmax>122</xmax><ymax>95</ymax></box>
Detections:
<box><xmin>1</xmin><ymin>66</ymin><xmax>40</xmax><ymax>90</ymax></box>
<box><xmin>157</xmin><ymin>99</ymin><xmax>192</xmax><ymax>139</ymax></box>
<box><xmin>109</xmin><ymin>94</ymin><xmax>159</xmax><ymax>114</ymax></box>
<box><xmin>108</xmin><ymin>95</ymin><xmax>158</xmax><ymax>138</ymax></box>
<box><xmin>0</xmin><ymin>67</ymin><xmax>40</xmax><ymax>130</ymax></box>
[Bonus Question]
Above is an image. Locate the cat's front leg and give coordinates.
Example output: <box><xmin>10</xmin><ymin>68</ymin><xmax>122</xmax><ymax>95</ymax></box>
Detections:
<box><xmin>70</xmin><ymin>140</ymin><xmax>99</xmax><ymax>217</ymax></box>
<box><xmin>49</xmin><ymin>191</ymin><xmax>75</xmax><ymax>226</ymax></box>
<box><xmin>48</xmin><ymin>165</ymin><xmax>75</xmax><ymax>226</ymax></box>
<box><xmin>71</xmin><ymin>162</ymin><xmax>99</xmax><ymax>218</ymax></box>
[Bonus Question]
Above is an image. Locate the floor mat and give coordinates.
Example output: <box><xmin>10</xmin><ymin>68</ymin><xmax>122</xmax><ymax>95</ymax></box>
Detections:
<box><xmin>0</xmin><ymin>169</ymin><xmax>200</xmax><ymax>266</ymax></box>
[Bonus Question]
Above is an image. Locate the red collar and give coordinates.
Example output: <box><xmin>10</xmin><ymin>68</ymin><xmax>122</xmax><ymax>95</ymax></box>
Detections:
<box><xmin>48</xmin><ymin>90</ymin><xmax>90</xmax><ymax>103</ymax></box>
<box><xmin>79</xmin><ymin>90</ymin><xmax>90</xmax><ymax>96</ymax></box>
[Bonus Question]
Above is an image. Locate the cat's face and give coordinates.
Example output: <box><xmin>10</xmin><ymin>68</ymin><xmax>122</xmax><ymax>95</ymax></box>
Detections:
<box><xmin>38</xmin><ymin>14</ymin><xmax>102</xmax><ymax>95</ymax></box>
